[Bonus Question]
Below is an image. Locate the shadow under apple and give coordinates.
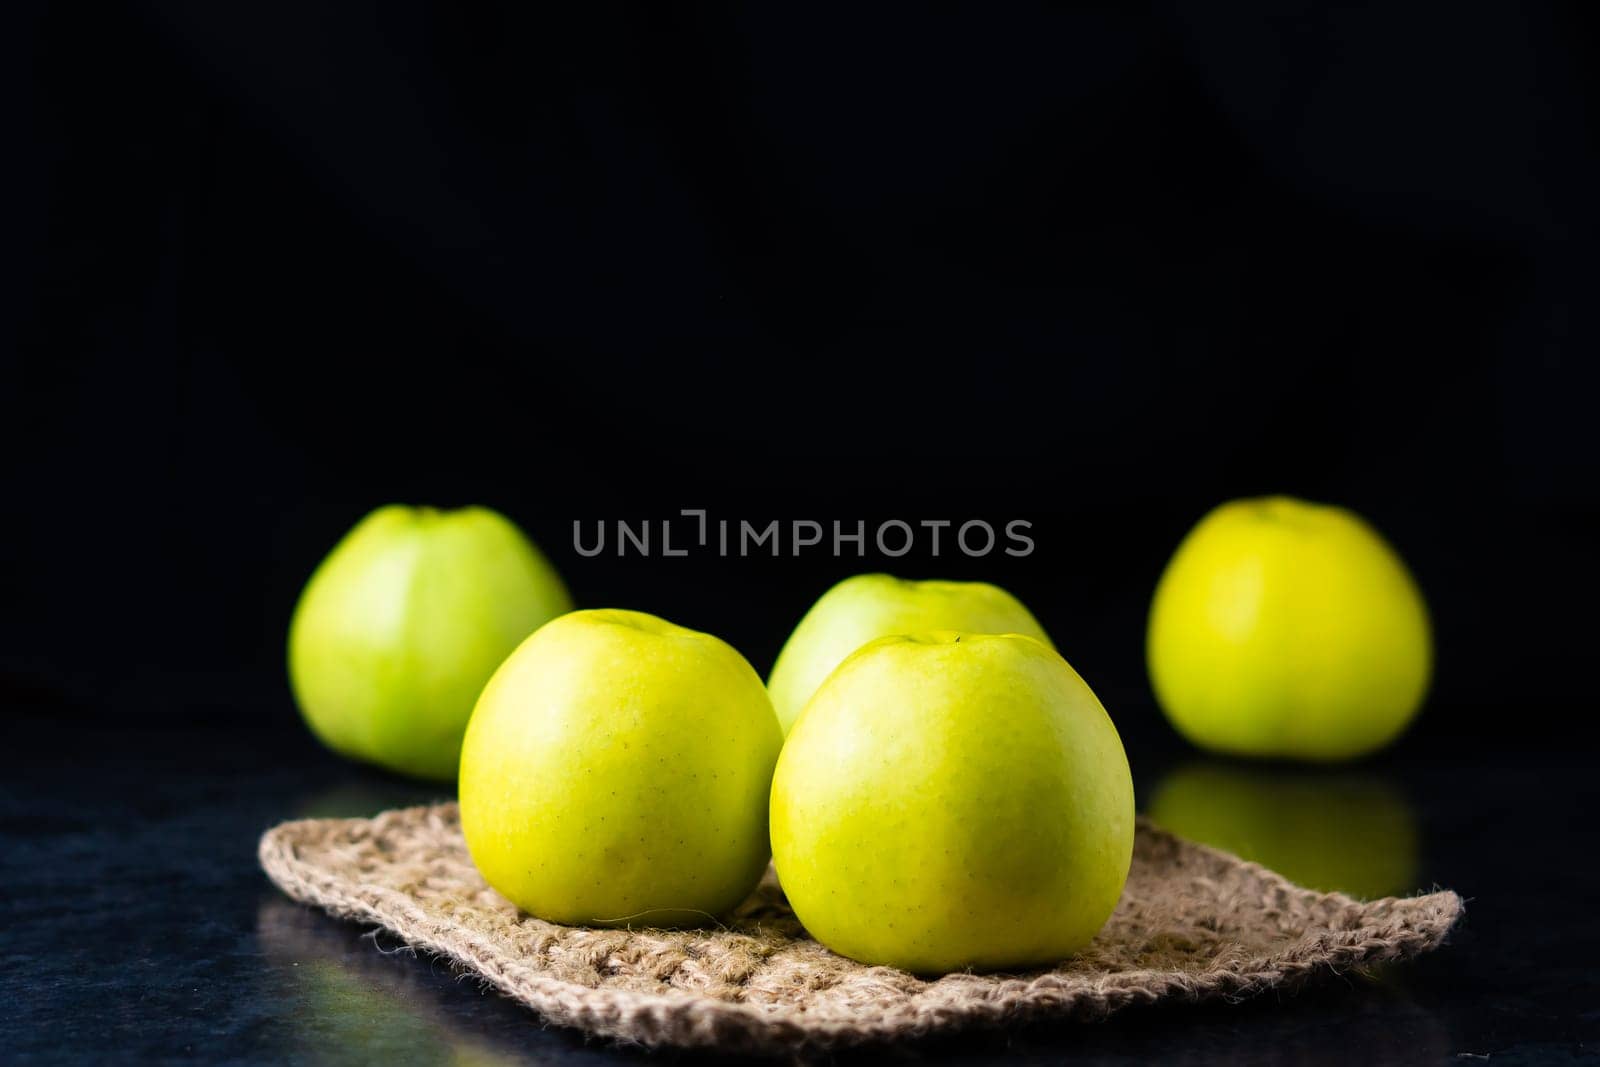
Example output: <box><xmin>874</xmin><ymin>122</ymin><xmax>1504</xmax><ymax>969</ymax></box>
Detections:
<box><xmin>290</xmin><ymin>778</ymin><xmax>450</xmax><ymax>822</ymax></box>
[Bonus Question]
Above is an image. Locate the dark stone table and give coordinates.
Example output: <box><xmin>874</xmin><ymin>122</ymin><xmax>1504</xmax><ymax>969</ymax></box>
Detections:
<box><xmin>4</xmin><ymin>710</ymin><xmax>1595</xmax><ymax>1064</ymax></box>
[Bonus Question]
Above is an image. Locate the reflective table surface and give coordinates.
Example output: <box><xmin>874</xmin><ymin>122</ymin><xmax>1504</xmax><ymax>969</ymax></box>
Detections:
<box><xmin>4</xmin><ymin>710</ymin><xmax>1595</xmax><ymax>1065</ymax></box>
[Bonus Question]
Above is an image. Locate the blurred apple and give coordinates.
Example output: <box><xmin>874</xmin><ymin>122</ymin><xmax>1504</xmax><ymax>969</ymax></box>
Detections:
<box><xmin>767</xmin><ymin>573</ymin><xmax>1050</xmax><ymax>734</ymax></box>
<box><xmin>771</xmin><ymin>631</ymin><xmax>1133</xmax><ymax>973</ymax></box>
<box><xmin>1147</xmin><ymin>496</ymin><xmax>1432</xmax><ymax>761</ymax></box>
<box><xmin>288</xmin><ymin>505</ymin><xmax>571</xmax><ymax>780</ymax></box>
<box><xmin>1147</xmin><ymin>761</ymin><xmax>1419</xmax><ymax>899</ymax></box>
<box><xmin>459</xmin><ymin>609</ymin><xmax>782</xmax><ymax>927</ymax></box>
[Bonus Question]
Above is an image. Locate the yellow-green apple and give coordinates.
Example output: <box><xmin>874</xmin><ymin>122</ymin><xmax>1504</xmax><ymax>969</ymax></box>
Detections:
<box><xmin>1147</xmin><ymin>496</ymin><xmax>1432</xmax><ymax>761</ymax></box>
<box><xmin>288</xmin><ymin>505</ymin><xmax>571</xmax><ymax>780</ymax></box>
<box><xmin>770</xmin><ymin>631</ymin><xmax>1133</xmax><ymax>973</ymax></box>
<box><xmin>767</xmin><ymin>574</ymin><xmax>1050</xmax><ymax>734</ymax></box>
<box><xmin>1147</xmin><ymin>761</ymin><xmax>1418</xmax><ymax>899</ymax></box>
<box><xmin>459</xmin><ymin>609</ymin><xmax>782</xmax><ymax>927</ymax></box>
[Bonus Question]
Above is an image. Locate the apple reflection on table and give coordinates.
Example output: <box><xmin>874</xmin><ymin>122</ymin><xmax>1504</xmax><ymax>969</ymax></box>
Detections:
<box><xmin>257</xmin><ymin>895</ymin><xmax>552</xmax><ymax>1067</ymax></box>
<box><xmin>1144</xmin><ymin>762</ymin><xmax>1419</xmax><ymax>901</ymax></box>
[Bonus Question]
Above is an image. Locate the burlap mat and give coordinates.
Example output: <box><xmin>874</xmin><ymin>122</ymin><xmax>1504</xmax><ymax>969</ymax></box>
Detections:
<box><xmin>258</xmin><ymin>803</ymin><xmax>1461</xmax><ymax>1053</ymax></box>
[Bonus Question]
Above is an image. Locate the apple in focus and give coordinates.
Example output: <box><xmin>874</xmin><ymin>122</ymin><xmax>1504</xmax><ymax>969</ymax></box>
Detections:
<box><xmin>770</xmin><ymin>631</ymin><xmax>1134</xmax><ymax>973</ymax></box>
<box><xmin>288</xmin><ymin>505</ymin><xmax>572</xmax><ymax>780</ymax></box>
<box><xmin>459</xmin><ymin>609</ymin><xmax>782</xmax><ymax>927</ymax></box>
<box><xmin>1147</xmin><ymin>496</ymin><xmax>1432</xmax><ymax>761</ymax></box>
<box><xmin>766</xmin><ymin>573</ymin><xmax>1050</xmax><ymax>734</ymax></box>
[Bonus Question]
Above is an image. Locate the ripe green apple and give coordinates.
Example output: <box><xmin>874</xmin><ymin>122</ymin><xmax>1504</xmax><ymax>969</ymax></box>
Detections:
<box><xmin>770</xmin><ymin>631</ymin><xmax>1134</xmax><ymax>973</ymax></box>
<box><xmin>767</xmin><ymin>573</ymin><xmax>1051</xmax><ymax>735</ymax></box>
<box><xmin>459</xmin><ymin>609</ymin><xmax>783</xmax><ymax>927</ymax></box>
<box><xmin>1147</xmin><ymin>496</ymin><xmax>1432</xmax><ymax>761</ymax></box>
<box><xmin>288</xmin><ymin>505</ymin><xmax>572</xmax><ymax>780</ymax></box>
<box><xmin>1147</xmin><ymin>762</ymin><xmax>1419</xmax><ymax>899</ymax></box>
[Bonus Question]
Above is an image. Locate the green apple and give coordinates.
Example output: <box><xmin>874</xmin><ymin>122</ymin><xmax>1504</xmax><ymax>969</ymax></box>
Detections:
<box><xmin>770</xmin><ymin>631</ymin><xmax>1134</xmax><ymax>973</ymax></box>
<box><xmin>767</xmin><ymin>573</ymin><xmax>1051</xmax><ymax>734</ymax></box>
<box><xmin>459</xmin><ymin>609</ymin><xmax>782</xmax><ymax>927</ymax></box>
<box><xmin>1147</xmin><ymin>761</ymin><xmax>1419</xmax><ymax>899</ymax></box>
<box><xmin>1147</xmin><ymin>496</ymin><xmax>1432</xmax><ymax>761</ymax></box>
<box><xmin>288</xmin><ymin>505</ymin><xmax>571</xmax><ymax>780</ymax></box>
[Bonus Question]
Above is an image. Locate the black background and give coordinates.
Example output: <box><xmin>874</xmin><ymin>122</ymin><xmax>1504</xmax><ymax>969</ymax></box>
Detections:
<box><xmin>7</xmin><ymin>6</ymin><xmax>1600</xmax><ymax>1063</ymax></box>
<box><xmin>6</xmin><ymin>1</ymin><xmax>1598</xmax><ymax>760</ymax></box>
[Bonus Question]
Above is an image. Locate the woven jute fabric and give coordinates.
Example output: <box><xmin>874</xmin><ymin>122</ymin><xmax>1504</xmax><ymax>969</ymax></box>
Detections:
<box><xmin>258</xmin><ymin>803</ymin><xmax>1462</xmax><ymax>1053</ymax></box>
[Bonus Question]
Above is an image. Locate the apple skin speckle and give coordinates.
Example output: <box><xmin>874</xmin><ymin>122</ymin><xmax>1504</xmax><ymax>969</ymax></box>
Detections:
<box><xmin>459</xmin><ymin>609</ymin><xmax>781</xmax><ymax>929</ymax></box>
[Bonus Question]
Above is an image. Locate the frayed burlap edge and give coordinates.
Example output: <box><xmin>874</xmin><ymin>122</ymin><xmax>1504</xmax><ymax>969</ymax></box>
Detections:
<box><xmin>259</xmin><ymin>803</ymin><xmax>1462</xmax><ymax>1053</ymax></box>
